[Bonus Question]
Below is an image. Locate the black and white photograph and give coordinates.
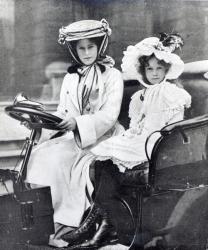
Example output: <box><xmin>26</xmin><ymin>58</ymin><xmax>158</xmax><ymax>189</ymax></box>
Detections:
<box><xmin>0</xmin><ymin>0</ymin><xmax>208</xmax><ymax>249</ymax></box>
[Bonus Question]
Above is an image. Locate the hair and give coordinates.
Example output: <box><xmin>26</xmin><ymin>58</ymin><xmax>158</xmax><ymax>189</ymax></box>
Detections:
<box><xmin>70</xmin><ymin>37</ymin><xmax>103</xmax><ymax>53</ymax></box>
<box><xmin>138</xmin><ymin>54</ymin><xmax>171</xmax><ymax>85</ymax></box>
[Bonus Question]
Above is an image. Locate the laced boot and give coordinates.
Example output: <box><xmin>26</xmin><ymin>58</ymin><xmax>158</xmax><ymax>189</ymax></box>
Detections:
<box><xmin>61</xmin><ymin>203</ymin><xmax>100</xmax><ymax>245</ymax></box>
<box><xmin>68</xmin><ymin>208</ymin><xmax>118</xmax><ymax>249</ymax></box>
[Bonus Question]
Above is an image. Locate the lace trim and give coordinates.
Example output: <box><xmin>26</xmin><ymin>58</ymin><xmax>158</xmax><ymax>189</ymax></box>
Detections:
<box><xmin>91</xmin><ymin>153</ymin><xmax>145</xmax><ymax>173</ymax></box>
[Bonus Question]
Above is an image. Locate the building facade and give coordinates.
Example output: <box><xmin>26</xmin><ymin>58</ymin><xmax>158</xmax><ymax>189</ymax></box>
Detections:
<box><xmin>0</xmin><ymin>0</ymin><xmax>208</xmax><ymax>101</ymax></box>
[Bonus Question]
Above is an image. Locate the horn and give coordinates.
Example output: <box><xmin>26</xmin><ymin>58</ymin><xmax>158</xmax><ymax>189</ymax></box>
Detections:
<box><xmin>13</xmin><ymin>92</ymin><xmax>28</xmax><ymax>105</ymax></box>
<box><xmin>13</xmin><ymin>92</ymin><xmax>44</xmax><ymax>110</ymax></box>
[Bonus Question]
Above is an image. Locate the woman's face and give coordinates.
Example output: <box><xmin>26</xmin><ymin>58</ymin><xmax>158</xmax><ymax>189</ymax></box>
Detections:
<box><xmin>145</xmin><ymin>57</ymin><xmax>167</xmax><ymax>85</ymax></box>
<box><xmin>76</xmin><ymin>38</ymin><xmax>98</xmax><ymax>65</ymax></box>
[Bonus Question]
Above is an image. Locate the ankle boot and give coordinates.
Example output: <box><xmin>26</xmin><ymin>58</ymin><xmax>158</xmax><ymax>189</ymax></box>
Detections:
<box><xmin>61</xmin><ymin>203</ymin><xmax>100</xmax><ymax>245</ymax></box>
<box><xmin>68</xmin><ymin>208</ymin><xmax>118</xmax><ymax>249</ymax></box>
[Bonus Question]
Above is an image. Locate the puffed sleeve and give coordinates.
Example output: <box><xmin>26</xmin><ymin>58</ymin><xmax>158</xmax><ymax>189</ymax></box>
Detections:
<box><xmin>75</xmin><ymin>68</ymin><xmax>124</xmax><ymax>148</ymax></box>
<box><xmin>163</xmin><ymin>83</ymin><xmax>192</xmax><ymax>124</ymax></box>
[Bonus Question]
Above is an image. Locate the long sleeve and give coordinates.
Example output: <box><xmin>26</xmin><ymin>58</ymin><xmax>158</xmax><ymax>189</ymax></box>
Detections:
<box><xmin>55</xmin><ymin>74</ymin><xmax>77</xmax><ymax>119</ymax></box>
<box><xmin>38</xmin><ymin>73</ymin><xmax>78</xmax><ymax>143</ymax></box>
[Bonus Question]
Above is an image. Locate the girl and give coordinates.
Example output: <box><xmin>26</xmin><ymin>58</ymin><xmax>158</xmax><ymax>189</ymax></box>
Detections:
<box><xmin>26</xmin><ymin>19</ymin><xmax>123</xmax><ymax>247</ymax></box>
<box><xmin>91</xmin><ymin>34</ymin><xmax>191</xmax><ymax>172</ymax></box>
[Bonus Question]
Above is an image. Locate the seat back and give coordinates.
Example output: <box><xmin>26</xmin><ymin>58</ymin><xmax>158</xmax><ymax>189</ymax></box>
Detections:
<box><xmin>181</xmin><ymin>60</ymin><xmax>208</xmax><ymax>118</ymax></box>
<box><xmin>181</xmin><ymin>73</ymin><xmax>208</xmax><ymax>119</ymax></box>
<box><xmin>118</xmin><ymin>80</ymin><xmax>141</xmax><ymax>129</ymax></box>
<box><xmin>148</xmin><ymin>115</ymin><xmax>208</xmax><ymax>190</ymax></box>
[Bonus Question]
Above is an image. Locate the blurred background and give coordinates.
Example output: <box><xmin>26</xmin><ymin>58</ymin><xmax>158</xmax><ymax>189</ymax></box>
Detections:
<box><xmin>0</xmin><ymin>0</ymin><xmax>208</xmax><ymax>102</ymax></box>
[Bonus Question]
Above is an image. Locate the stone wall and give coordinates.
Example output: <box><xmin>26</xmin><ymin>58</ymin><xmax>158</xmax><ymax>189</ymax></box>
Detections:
<box><xmin>0</xmin><ymin>0</ymin><xmax>14</xmax><ymax>101</ymax></box>
<box><xmin>86</xmin><ymin>0</ymin><xmax>208</xmax><ymax>66</ymax></box>
<box><xmin>1</xmin><ymin>0</ymin><xmax>208</xmax><ymax>101</ymax></box>
<box><xmin>13</xmin><ymin>0</ymin><xmax>90</xmax><ymax>99</ymax></box>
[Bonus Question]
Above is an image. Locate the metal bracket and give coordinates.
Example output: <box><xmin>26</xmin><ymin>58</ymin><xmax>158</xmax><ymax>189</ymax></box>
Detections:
<box><xmin>20</xmin><ymin>201</ymin><xmax>34</xmax><ymax>230</ymax></box>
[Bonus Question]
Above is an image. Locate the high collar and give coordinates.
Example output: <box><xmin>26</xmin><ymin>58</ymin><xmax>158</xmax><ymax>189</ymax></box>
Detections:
<box><xmin>67</xmin><ymin>63</ymin><xmax>106</xmax><ymax>75</ymax></box>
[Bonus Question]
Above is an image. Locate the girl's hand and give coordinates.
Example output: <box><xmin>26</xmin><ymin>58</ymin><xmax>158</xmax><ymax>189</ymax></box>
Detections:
<box><xmin>57</xmin><ymin>117</ymin><xmax>77</xmax><ymax>132</ymax></box>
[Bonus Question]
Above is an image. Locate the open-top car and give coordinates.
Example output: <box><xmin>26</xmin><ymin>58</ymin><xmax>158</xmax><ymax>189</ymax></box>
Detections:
<box><xmin>1</xmin><ymin>60</ymin><xmax>208</xmax><ymax>250</ymax></box>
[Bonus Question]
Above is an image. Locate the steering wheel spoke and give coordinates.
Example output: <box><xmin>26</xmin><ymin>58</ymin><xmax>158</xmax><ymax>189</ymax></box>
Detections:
<box><xmin>5</xmin><ymin>105</ymin><xmax>63</xmax><ymax>131</ymax></box>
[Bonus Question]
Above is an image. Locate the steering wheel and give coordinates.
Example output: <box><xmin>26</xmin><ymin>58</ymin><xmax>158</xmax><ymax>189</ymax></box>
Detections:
<box><xmin>5</xmin><ymin>105</ymin><xmax>63</xmax><ymax>131</ymax></box>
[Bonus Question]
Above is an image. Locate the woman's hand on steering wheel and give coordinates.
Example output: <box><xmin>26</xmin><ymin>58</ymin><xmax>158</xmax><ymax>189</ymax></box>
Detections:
<box><xmin>57</xmin><ymin>117</ymin><xmax>77</xmax><ymax>132</ymax></box>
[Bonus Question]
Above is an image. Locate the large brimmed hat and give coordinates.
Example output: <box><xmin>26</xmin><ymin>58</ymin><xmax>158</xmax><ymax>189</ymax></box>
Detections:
<box><xmin>58</xmin><ymin>19</ymin><xmax>111</xmax><ymax>60</ymax></box>
<box><xmin>121</xmin><ymin>34</ymin><xmax>184</xmax><ymax>86</ymax></box>
<box><xmin>59</xmin><ymin>19</ymin><xmax>111</xmax><ymax>42</ymax></box>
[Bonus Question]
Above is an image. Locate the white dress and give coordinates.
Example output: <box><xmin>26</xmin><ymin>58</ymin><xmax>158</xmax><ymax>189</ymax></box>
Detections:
<box><xmin>26</xmin><ymin>66</ymin><xmax>124</xmax><ymax>227</ymax></box>
<box><xmin>91</xmin><ymin>80</ymin><xmax>192</xmax><ymax>172</ymax></box>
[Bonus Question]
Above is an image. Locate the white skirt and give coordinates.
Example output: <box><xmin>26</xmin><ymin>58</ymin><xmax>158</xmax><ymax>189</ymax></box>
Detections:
<box><xmin>91</xmin><ymin>128</ymin><xmax>161</xmax><ymax>171</ymax></box>
<box><xmin>26</xmin><ymin>132</ymin><xmax>94</xmax><ymax>227</ymax></box>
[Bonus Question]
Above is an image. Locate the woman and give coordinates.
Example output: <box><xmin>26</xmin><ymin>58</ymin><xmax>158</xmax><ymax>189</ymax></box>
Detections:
<box><xmin>26</xmin><ymin>19</ymin><xmax>123</xmax><ymax>247</ymax></box>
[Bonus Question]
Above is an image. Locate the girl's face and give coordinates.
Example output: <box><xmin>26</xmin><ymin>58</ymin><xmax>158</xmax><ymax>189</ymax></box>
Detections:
<box><xmin>145</xmin><ymin>57</ymin><xmax>167</xmax><ymax>85</ymax></box>
<box><xmin>76</xmin><ymin>38</ymin><xmax>98</xmax><ymax>65</ymax></box>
